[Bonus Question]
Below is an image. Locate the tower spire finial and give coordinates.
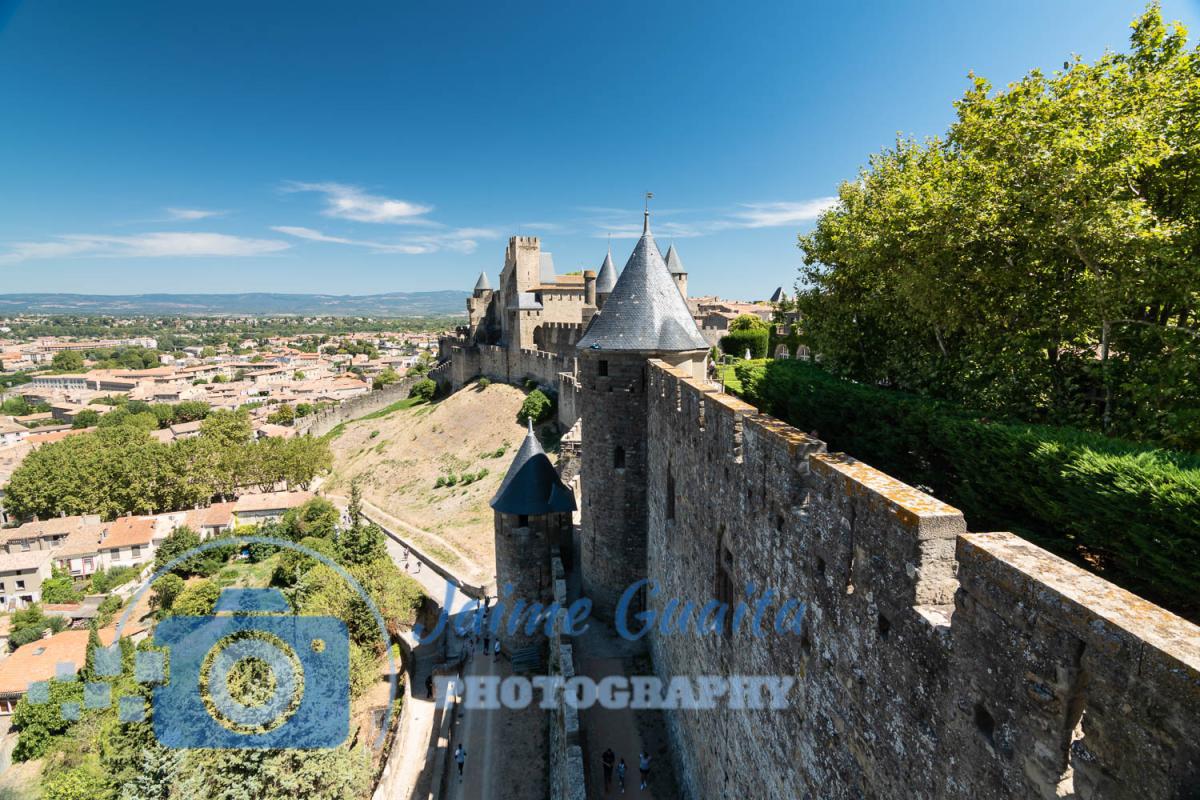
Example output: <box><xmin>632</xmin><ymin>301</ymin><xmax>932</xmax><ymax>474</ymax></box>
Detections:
<box><xmin>643</xmin><ymin>191</ymin><xmax>654</xmax><ymax>235</ymax></box>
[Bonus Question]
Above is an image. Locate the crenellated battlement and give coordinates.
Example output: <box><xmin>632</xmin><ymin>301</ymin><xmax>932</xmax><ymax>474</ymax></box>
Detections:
<box><xmin>643</xmin><ymin>359</ymin><xmax>1200</xmax><ymax>800</ymax></box>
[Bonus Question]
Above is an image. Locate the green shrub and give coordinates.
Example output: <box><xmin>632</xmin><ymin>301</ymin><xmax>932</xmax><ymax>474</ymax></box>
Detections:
<box><xmin>409</xmin><ymin>378</ymin><xmax>436</xmax><ymax>403</ymax></box>
<box><xmin>719</xmin><ymin>328</ymin><xmax>769</xmax><ymax>359</ymax></box>
<box><xmin>735</xmin><ymin>359</ymin><xmax>1200</xmax><ymax>620</ymax></box>
<box><xmin>518</xmin><ymin>389</ymin><xmax>554</xmax><ymax>425</ymax></box>
<box><xmin>477</xmin><ymin>377</ymin><xmax>491</xmax><ymax>389</ymax></box>
<box><xmin>90</xmin><ymin>565</ymin><xmax>140</xmax><ymax>594</ymax></box>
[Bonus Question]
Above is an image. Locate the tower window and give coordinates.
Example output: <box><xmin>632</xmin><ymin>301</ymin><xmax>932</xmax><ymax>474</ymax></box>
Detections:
<box><xmin>614</xmin><ymin>446</ymin><xmax>625</xmax><ymax>469</ymax></box>
<box><xmin>598</xmin><ymin>359</ymin><xmax>608</xmax><ymax>377</ymax></box>
<box><xmin>517</xmin><ymin>514</ymin><xmax>529</xmax><ymax>527</ymax></box>
<box><xmin>666</xmin><ymin>471</ymin><xmax>676</xmax><ymax>521</ymax></box>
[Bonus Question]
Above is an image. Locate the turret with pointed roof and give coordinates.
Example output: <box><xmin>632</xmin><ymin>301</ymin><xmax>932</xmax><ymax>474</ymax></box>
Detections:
<box><xmin>490</xmin><ymin>420</ymin><xmax>576</xmax><ymax>516</ymax></box>
<box><xmin>595</xmin><ymin>250</ymin><xmax>618</xmax><ymax>296</ymax></box>
<box><xmin>474</xmin><ymin>272</ymin><xmax>491</xmax><ymax>294</ymax></box>
<box><xmin>663</xmin><ymin>243</ymin><xmax>688</xmax><ymax>297</ymax></box>
<box><xmin>575</xmin><ymin>213</ymin><xmax>707</xmax><ymax>352</ymax></box>
<box><xmin>576</xmin><ymin>208</ymin><xmax>709</xmax><ymax>619</ymax></box>
<box><xmin>491</xmin><ymin>420</ymin><xmax>576</xmax><ymax>648</ymax></box>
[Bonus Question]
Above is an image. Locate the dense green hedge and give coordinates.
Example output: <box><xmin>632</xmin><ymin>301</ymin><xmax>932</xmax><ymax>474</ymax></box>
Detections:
<box><xmin>719</xmin><ymin>329</ymin><xmax>769</xmax><ymax>359</ymax></box>
<box><xmin>735</xmin><ymin>359</ymin><xmax>1200</xmax><ymax>621</ymax></box>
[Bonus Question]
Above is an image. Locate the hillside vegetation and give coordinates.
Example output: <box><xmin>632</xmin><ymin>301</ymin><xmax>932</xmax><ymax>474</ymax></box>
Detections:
<box><xmin>324</xmin><ymin>380</ymin><xmax>535</xmax><ymax>581</ymax></box>
<box><xmin>736</xmin><ymin>358</ymin><xmax>1200</xmax><ymax>622</ymax></box>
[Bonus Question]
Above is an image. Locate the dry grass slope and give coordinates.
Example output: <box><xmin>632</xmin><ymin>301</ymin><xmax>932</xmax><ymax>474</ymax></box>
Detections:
<box><xmin>324</xmin><ymin>381</ymin><xmax>534</xmax><ymax>581</ymax></box>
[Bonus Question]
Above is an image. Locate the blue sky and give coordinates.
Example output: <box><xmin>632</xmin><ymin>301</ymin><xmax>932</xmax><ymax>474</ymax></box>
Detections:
<box><xmin>1</xmin><ymin>0</ymin><xmax>1196</xmax><ymax>301</ymax></box>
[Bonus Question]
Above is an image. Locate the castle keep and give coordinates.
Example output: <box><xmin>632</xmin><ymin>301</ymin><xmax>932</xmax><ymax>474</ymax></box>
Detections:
<box><xmin>448</xmin><ymin>214</ymin><xmax>1200</xmax><ymax>800</ymax></box>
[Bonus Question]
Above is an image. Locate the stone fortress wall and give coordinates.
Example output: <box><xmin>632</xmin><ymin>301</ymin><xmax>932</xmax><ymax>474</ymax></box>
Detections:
<box><xmin>548</xmin><ymin>546</ymin><xmax>587</xmax><ymax>800</ymax></box>
<box><xmin>642</xmin><ymin>359</ymin><xmax>1200</xmax><ymax>800</ymax></box>
<box><xmin>294</xmin><ymin>361</ymin><xmax>451</xmax><ymax>437</ymax></box>
<box><xmin>444</xmin><ymin>339</ymin><xmax>582</xmax><ymax>429</ymax></box>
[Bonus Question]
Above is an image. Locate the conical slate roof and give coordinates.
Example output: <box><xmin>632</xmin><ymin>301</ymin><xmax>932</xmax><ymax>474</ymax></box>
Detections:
<box><xmin>595</xmin><ymin>251</ymin><xmax>618</xmax><ymax>294</ymax></box>
<box><xmin>474</xmin><ymin>272</ymin><xmax>491</xmax><ymax>291</ymax></box>
<box><xmin>769</xmin><ymin>286</ymin><xmax>787</xmax><ymax>303</ymax></box>
<box><xmin>490</xmin><ymin>421</ymin><xmax>576</xmax><ymax>516</ymax></box>
<box><xmin>575</xmin><ymin>214</ymin><xmax>709</xmax><ymax>352</ymax></box>
<box><xmin>664</xmin><ymin>244</ymin><xmax>686</xmax><ymax>275</ymax></box>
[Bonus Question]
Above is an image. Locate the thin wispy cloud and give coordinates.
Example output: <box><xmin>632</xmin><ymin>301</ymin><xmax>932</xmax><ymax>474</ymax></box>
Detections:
<box><xmin>283</xmin><ymin>181</ymin><xmax>434</xmax><ymax>224</ymax></box>
<box><xmin>724</xmin><ymin>198</ymin><xmax>838</xmax><ymax>229</ymax></box>
<box><xmin>585</xmin><ymin>196</ymin><xmax>838</xmax><ymax>239</ymax></box>
<box><xmin>271</xmin><ymin>224</ymin><xmax>498</xmax><ymax>255</ymax></box>
<box><xmin>0</xmin><ymin>232</ymin><xmax>290</xmax><ymax>264</ymax></box>
<box><xmin>165</xmin><ymin>207</ymin><xmax>228</xmax><ymax>221</ymax></box>
<box><xmin>594</xmin><ymin>222</ymin><xmax>706</xmax><ymax>240</ymax></box>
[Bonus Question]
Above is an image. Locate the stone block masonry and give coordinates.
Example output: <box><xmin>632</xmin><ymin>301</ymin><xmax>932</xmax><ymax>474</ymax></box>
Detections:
<box><xmin>643</xmin><ymin>360</ymin><xmax>1200</xmax><ymax>800</ymax></box>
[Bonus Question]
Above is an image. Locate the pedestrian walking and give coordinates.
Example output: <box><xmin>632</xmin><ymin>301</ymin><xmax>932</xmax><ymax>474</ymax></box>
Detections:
<box><xmin>616</xmin><ymin>758</ymin><xmax>627</xmax><ymax>794</ymax></box>
<box><xmin>454</xmin><ymin>743</ymin><xmax>466</xmax><ymax>780</ymax></box>
<box><xmin>601</xmin><ymin>748</ymin><xmax>615</xmax><ymax>791</ymax></box>
<box><xmin>639</xmin><ymin>751</ymin><xmax>651</xmax><ymax>790</ymax></box>
<box><xmin>425</xmin><ymin>674</ymin><xmax>434</xmax><ymax>699</ymax></box>
<box><xmin>483</xmin><ymin>631</ymin><xmax>490</xmax><ymax>653</ymax></box>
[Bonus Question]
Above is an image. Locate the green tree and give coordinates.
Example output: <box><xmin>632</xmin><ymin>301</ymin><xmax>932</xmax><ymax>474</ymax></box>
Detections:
<box><xmin>272</xmin><ymin>535</ymin><xmax>337</xmax><ymax>588</ymax></box>
<box><xmin>9</xmin><ymin>604</ymin><xmax>67</xmax><ymax>650</ymax></box>
<box><xmin>347</xmin><ymin>480</ymin><xmax>364</xmax><ymax>528</ymax></box>
<box><xmin>280</xmin><ymin>498</ymin><xmax>339</xmax><ymax>542</ymax></box>
<box><xmin>153</xmin><ymin>525</ymin><xmax>203</xmax><ymax>576</ymax></box>
<box><xmin>175</xmin><ymin>747</ymin><xmax>370</xmax><ymax>800</ymax></box>
<box><xmin>408</xmin><ymin>378</ymin><xmax>436</xmax><ymax>402</ymax></box>
<box><xmin>113</xmin><ymin>742</ymin><xmax>181</xmax><ymax>800</ymax></box>
<box><xmin>168</xmin><ymin>580</ymin><xmax>221</xmax><ymax>617</ymax></box>
<box><xmin>80</xmin><ymin>619</ymin><xmax>102</xmax><ymax>682</ymax></box>
<box><xmin>796</xmin><ymin>6</ymin><xmax>1200</xmax><ymax>447</ymax></box>
<box><xmin>51</xmin><ymin>350</ymin><xmax>85</xmax><ymax>372</ymax></box>
<box><xmin>11</xmin><ymin>680</ymin><xmax>81</xmax><ymax>760</ymax></box>
<box><xmin>373</xmin><ymin>367</ymin><xmax>401</xmax><ymax>390</ymax></box>
<box><xmin>517</xmin><ymin>389</ymin><xmax>554</xmax><ymax>424</ymax></box>
<box><xmin>172</xmin><ymin>400</ymin><xmax>209</xmax><ymax>423</ymax></box>
<box><xmin>267</xmin><ymin>404</ymin><xmax>296</xmax><ymax>425</ymax></box>
<box><xmin>41</xmin><ymin>565</ymin><xmax>82</xmax><ymax>604</ymax></box>
<box><xmin>71</xmin><ymin>409</ymin><xmax>100</xmax><ymax>429</ymax></box>
<box><xmin>729</xmin><ymin>314</ymin><xmax>768</xmax><ymax>332</ymax></box>
<box><xmin>338</xmin><ymin>522</ymin><xmax>387</xmax><ymax>567</ymax></box>
<box><xmin>149</xmin><ymin>573</ymin><xmax>186</xmax><ymax>616</ymax></box>
<box><xmin>41</xmin><ymin>767</ymin><xmax>109</xmax><ymax>800</ymax></box>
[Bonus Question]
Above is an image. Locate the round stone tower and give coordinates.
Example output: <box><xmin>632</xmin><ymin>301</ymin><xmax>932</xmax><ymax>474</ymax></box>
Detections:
<box><xmin>490</xmin><ymin>420</ymin><xmax>576</xmax><ymax>649</ymax></box>
<box><xmin>574</xmin><ymin>210</ymin><xmax>710</xmax><ymax>620</ymax></box>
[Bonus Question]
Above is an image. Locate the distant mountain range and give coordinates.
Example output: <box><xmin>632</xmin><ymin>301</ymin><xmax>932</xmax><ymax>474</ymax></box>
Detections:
<box><xmin>0</xmin><ymin>291</ymin><xmax>469</xmax><ymax>317</ymax></box>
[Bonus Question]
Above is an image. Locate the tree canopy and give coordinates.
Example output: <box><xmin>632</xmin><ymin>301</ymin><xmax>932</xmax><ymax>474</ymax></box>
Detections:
<box><xmin>797</xmin><ymin>6</ymin><xmax>1200</xmax><ymax>448</ymax></box>
<box><xmin>3</xmin><ymin>409</ymin><xmax>331</xmax><ymax>520</ymax></box>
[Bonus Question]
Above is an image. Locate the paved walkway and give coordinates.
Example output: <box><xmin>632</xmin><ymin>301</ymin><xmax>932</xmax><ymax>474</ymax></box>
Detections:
<box><xmin>566</xmin><ymin>526</ymin><xmax>680</xmax><ymax>799</ymax></box>
<box><xmin>439</xmin><ymin>615</ymin><xmax>547</xmax><ymax>800</ymax></box>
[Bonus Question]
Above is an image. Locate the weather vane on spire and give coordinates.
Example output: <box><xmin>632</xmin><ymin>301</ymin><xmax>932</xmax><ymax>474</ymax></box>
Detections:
<box><xmin>643</xmin><ymin>191</ymin><xmax>654</xmax><ymax>234</ymax></box>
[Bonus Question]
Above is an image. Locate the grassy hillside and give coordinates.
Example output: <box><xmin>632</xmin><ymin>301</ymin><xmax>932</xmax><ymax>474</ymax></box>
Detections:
<box><xmin>324</xmin><ymin>380</ymin><xmax>535</xmax><ymax>582</ymax></box>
